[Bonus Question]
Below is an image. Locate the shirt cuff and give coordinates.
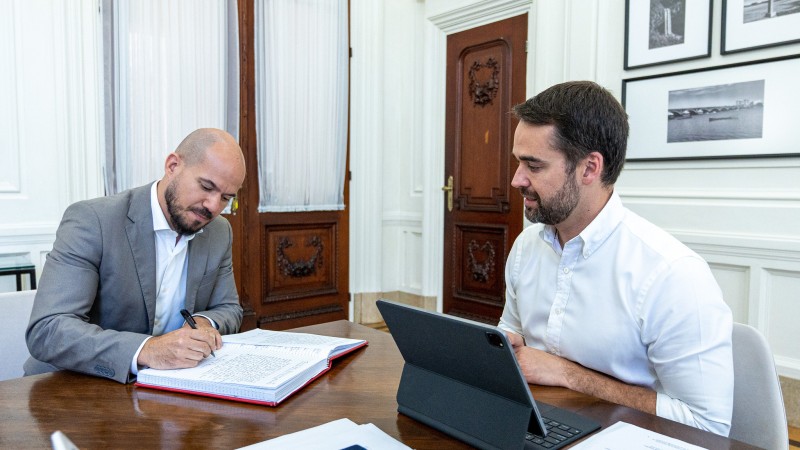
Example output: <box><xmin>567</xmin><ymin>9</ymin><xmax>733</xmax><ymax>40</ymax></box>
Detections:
<box><xmin>193</xmin><ymin>314</ymin><xmax>219</xmax><ymax>330</ymax></box>
<box><xmin>131</xmin><ymin>336</ymin><xmax>152</xmax><ymax>376</ymax></box>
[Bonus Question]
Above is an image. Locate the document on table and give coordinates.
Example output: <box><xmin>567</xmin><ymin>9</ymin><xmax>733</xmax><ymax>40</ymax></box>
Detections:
<box><xmin>135</xmin><ymin>329</ymin><xmax>367</xmax><ymax>405</ymax></box>
<box><xmin>570</xmin><ymin>421</ymin><xmax>707</xmax><ymax>450</ymax></box>
<box><xmin>236</xmin><ymin>418</ymin><xmax>411</xmax><ymax>450</ymax></box>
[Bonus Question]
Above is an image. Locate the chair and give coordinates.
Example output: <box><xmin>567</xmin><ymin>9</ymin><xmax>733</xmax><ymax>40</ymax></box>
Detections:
<box><xmin>0</xmin><ymin>289</ymin><xmax>37</xmax><ymax>381</ymax></box>
<box><xmin>729</xmin><ymin>322</ymin><xmax>789</xmax><ymax>450</ymax></box>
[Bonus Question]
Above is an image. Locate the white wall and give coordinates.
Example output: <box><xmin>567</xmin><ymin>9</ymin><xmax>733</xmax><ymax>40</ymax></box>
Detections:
<box><xmin>378</xmin><ymin>0</ymin><xmax>426</xmax><ymax>293</ymax></box>
<box><xmin>0</xmin><ymin>0</ymin><xmax>104</xmax><ymax>291</ymax></box>
<box><xmin>349</xmin><ymin>0</ymin><xmax>800</xmax><ymax>379</ymax></box>
<box><xmin>605</xmin><ymin>0</ymin><xmax>800</xmax><ymax>380</ymax></box>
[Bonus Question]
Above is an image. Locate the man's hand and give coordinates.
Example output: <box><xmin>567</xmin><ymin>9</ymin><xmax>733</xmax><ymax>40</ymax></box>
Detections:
<box><xmin>512</xmin><ymin>343</ymin><xmax>571</xmax><ymax>387</ymax></box>
<box><xmin>505</xmin><ymin>331</ymin><xmax>657</xmax><ymax>414</ymax></box>
<box><xmin>505</xmin><ymin>331</ymin><xmax>525</xmax><ymax>349</ymax></box>
<box><xmin>137</xmin><ymin>320</ymin><xmax>222</xmax><ymax>370</ymax></box>
<box><xmin>505</xmin><ymin>331</ymin><xmax>568</xmax><ymax>386</ymax></box>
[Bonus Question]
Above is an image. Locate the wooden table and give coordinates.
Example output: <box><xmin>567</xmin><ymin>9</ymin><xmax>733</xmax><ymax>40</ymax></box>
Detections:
<box><xmin>0</xmin><ymin>320</ymin><xmax>756</xmax><ymax>449</ymax></box>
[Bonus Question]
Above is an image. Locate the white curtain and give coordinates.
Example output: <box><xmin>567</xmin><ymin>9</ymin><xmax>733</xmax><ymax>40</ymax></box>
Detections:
<box><xmin>105</xmin><ymin>0</ymin><xmax>239</xmax><ymax>195</ymax></box>
<box><xmin>255</xmin><ymin>0</ymin><xmax>349</xmax><ymax>212</ymax></box>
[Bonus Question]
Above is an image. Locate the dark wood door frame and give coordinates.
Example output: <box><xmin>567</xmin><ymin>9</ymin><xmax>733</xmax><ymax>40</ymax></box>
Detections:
<box><xmin>233</xmin><ymin>0</ymin><xmax>350</xmax><ymax>331</ymax></box>
<box><xmin>232</xmin><ymin>0</ymin><xmax>255</xmax><ymax>330</ymax></box>
<box><xmin>442</xmin><ymin>14</ymin><xmax>527</xmax><ymax>324</ymax></box>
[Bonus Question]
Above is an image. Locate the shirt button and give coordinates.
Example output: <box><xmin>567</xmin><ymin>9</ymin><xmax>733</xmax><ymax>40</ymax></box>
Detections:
<box><xmin>555</xmin><ymin>308</ymin><xmax>563</xmax><ymax>315</ymax></box>
<box><xmin>562</xmin><ymin>267</ymin><xmax>569</xmax><ymax>274</ymax></box>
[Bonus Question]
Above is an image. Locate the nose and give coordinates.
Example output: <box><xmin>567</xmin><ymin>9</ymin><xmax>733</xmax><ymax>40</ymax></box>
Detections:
<box><xmin>511</xmin><ymin>163</ymin><xmax>528</xmax><ymax>189</ymax></box>
<box><xmin>204</xmin><ymin>193</ymin><xmax>225</xmax><ymax>216</ymax></box>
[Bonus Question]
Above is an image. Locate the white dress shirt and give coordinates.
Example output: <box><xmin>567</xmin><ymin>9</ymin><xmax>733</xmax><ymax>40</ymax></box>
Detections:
<box><xmin>150</xmin><ymin>183</ymin><xmax>198</xmax><ymax>336</ymax></box>
<box><xmin>130</xmin><ymin>182</ymin><xmax>201</xmax><ymax>374</ymax></box>
<box><xmin>498</xmin><ymin>192</ymin><xmax>733</xmax><ymax>436</ymax></box>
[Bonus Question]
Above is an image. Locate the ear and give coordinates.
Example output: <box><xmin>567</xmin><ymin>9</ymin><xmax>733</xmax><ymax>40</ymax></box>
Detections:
<box><xmin>164</xmin><ymin>153</ymin><xmax>181</xmax><ymax>176</ymax></box>
<box><xmin>579</xmin><ymin>152</ymin><xmax>603</xmax><ymax>185</ymax></box>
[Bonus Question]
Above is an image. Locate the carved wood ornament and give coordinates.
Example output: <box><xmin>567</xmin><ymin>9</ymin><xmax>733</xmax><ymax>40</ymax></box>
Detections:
<box><xmin>468</xmin><ymin>57</ymin><xmax>500</xmax><ymax>107</ymax></box>
<box><xmin>467</xmin><ymin>239</ymin><xmax>496</xmax><ymax>283</ymax></box>
<box><xmin>276</xmin><ymin>236</ymin><xmax>324</xmax><ymax>278</ymax></box>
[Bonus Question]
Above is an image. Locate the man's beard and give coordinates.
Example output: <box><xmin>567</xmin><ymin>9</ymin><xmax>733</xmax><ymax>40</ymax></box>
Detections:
<box><xmin>522</xmin><ymin>173</ymin><xmax>580</xmax><ymax>225</ymax></box>
<box><xmin>165</xmin><ymin>179</ymin><xmax>212</xmax><ymax>236</ymax></box>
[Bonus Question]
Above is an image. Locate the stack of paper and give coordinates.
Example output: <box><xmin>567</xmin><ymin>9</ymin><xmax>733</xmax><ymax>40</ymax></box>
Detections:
<box><xmin>237</xmin><ymin>418</ymin><xmax>410</xmax><ymax>450</ymax></box>
<box><xmin>570</xmin><ymin>421</ymin><xmax>707</xmax><ymax>450</ymax></box>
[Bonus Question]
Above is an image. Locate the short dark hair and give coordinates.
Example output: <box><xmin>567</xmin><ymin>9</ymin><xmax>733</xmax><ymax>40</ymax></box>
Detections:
<box><xmin>512</xmin><ymin>81</ymin><xmax>628</xmax><ymax>185</ymax></box>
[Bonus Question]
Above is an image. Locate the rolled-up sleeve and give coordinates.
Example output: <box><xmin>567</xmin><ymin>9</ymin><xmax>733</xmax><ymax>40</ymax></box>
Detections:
<box><xmin>643</xmin><ymin>256</ymin><xmax>733</xmax><ymax>436</ymax></box>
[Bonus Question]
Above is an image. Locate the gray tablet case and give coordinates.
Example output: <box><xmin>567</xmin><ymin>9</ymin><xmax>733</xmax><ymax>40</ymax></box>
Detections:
<box><xmin>376</xmin><ymin>299</ymin><xmax>600</xmax><ymax>450</ymax></box>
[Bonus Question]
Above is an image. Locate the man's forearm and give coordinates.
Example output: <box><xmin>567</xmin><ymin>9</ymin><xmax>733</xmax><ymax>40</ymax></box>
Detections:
<box><xmin>563</xmin><ymin>360</ymin><xmax>656</xmax><ymax>414</ymax></box>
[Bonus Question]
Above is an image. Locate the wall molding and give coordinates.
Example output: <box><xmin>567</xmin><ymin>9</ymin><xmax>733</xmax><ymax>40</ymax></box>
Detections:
<box><xmin>673</xmin><ymin>230</ymin><xmax>800</xmax><ymax>257</ymax></box>
<box><xmin>427</xmin><ymin>0</ymin><xmax>532</xmax><ymax>34</ymax></box>
<box><xmin>349</xmin><ymin>0</ymin><xmax>385</xmax><ymax>294</ymax></box>
<box><xmin>776</xmin><ymin>356</ymin><xmax>800</xmax><ymax>380</ymax></box>
<box><xmin>0</xmin><ymin>230</ymin><xmax>56</xmax><ymax>291</ymax></box>
<box><xmin>0</xmin><ymin>0</ymin><xmax>22</xmax><ymax>194</ymax></box>
<box><xmin>0</xmin><ymin>224</ymin><xmax>58</xmax><ymax>241</ymax></box>
<box><xmin>401</xmin><ymin>229</ymin><xmax>423</xmax><ymax>293</ymax></box>
<box><xmin>621</xmin><ymin>188</ymin><xmax>800</xmax><ymax>202</ymax></box>
<box><xmin>624</xmin><ymin>157</ymin><xmax>800</xmax><ymax>171</ymax></box>
<box><xmin>679</xmin><ymin>234</ymin><xmax>800</xmax><ymax>381</ymax></box>
<box><xmin>55</xmin><ymin>0</ymin><xmax>105</xmax><ymax>205</ymax></box>
<box><xmin>418</xmin><ymin>19</ymin><xmax>446</xmax><ymax>308</ymax></box>
<box><xmin>0</xmin><ymin>0</ymin><xmax>102</xmax><ymax>293</ymax></box>
<box><xmin>382</xmin><ymin>212</ymin><xmax>422</xmax><ymax>228</ymax></box>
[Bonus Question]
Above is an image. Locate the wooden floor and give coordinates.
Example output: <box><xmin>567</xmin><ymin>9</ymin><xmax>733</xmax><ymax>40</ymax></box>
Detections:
<box><xmin>363</xmin><ymin>321</ymin><xmax>800</xmax><ymax>449</ymax></box>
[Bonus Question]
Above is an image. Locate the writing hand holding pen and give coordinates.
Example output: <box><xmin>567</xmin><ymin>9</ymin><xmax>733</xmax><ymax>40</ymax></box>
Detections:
<box><xmin>137</xmin><ymin>312</ymin><xmax>221</xmax><ymax>368</ymax></box>
<box><xmin>180</xmin><ymin>309</ymin><xmax>216</xmax><ymax>357</ymax></box>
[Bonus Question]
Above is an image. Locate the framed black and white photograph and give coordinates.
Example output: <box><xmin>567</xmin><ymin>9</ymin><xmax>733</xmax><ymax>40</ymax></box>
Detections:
<box><xmin>624</xmin><ymin>0</ymin><xmax>713</xmax><ymax>70</ymax></box>
<box><xmin>622</xmin><ymin>55</ymin><xmax>800</xmax><ymax>161</ymax></box>
<box><xmin>722</xmin><ymin>0</ymin><xmax>800</xmax><ymax>53</ymax></box>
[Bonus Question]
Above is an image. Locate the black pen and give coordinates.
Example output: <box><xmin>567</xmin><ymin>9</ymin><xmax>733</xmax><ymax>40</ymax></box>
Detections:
<box><xmin>180</xmin><ymin>309</ymin><xmax>216</xmax><ymax>357</ymax></box>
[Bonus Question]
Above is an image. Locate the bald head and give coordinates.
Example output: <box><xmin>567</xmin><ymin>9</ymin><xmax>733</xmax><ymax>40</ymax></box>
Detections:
<box><xmin>175</xmin><ymin>128</ymin><xmax>245</xmax><ymax>172</ymax></box>
<box><xmin>157</xmin><ymin>128</ymin><xmax>246</xmax><ymax>235</ymax></box>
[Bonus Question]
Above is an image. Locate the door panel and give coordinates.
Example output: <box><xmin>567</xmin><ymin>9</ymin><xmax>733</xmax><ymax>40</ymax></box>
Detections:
<box><xmin>234</xmin><ymin>0</ymin><xmax>349</xmax><ymax>332</ymax></box>
<box><xmin>443</xmin><ymin>14</ymin><xmax>527</xmax><ymax>324</ymax></box>
<box><xmin>453</xmin><ymin>223</ymin><xmax>508</xmax><ymax>321</ymax></box>
<box><xmin>257</xmin><ymin>212</ymin><xmax>349</xmax><ymax>330</ymax></box>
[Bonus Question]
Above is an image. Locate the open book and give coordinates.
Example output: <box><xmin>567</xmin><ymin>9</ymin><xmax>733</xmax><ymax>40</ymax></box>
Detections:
<box><xmin>135</xmin><ymin>328</ymin><xmax>368</xmax><ymax>405</ymax></box>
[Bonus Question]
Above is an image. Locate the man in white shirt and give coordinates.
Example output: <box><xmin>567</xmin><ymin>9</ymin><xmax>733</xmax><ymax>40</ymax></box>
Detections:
<box><xmin>498</xmin><ymin>81</ymin><xmax>733</xmax><ymax>436</ymax></box>
<box><xmin>26</xmin><ymin>128</ymin><xmax>246</xmax><ymax>383</ymax></box>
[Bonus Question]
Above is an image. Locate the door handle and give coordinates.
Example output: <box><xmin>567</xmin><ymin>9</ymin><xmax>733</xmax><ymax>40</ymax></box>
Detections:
<box><xmin>441</xmin><ymin>175</ymin><xmax>453</xmax><ymax>212</ymax></box>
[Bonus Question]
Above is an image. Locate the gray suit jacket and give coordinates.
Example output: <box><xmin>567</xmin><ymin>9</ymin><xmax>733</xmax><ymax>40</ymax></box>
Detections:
<box><xmin>25</xmin><ymin>183</ymin><xmax>243</xmax><ymax>383</ymax></box>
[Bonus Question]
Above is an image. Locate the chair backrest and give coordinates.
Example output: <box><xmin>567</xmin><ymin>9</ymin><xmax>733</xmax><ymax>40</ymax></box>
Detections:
<box><xmin>729</xmin><ymin>322</ymin><xmax>789</xmax><ymax>450</ymax></box>
<box><xmin>0</xmin><ymin>289</ymin><xmax>37</xmax><ymax>381</ymax></box>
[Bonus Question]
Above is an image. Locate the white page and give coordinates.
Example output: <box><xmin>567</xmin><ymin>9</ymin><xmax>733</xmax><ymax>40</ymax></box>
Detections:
<box><xmin>570</xmin><ymin>421</ymin><xmax>707</xmax><ymax>450</ymax></box>
<box><xmin>224</xmin><ymin>329</ymin><xmax>361</xmax><ymax>350</ymax></box>
<box><xmin>50</xmin><ymin>431</ymin><xmax>79</xmax><ymax>450</ymax></box>
<box><xmin>237</xmin><ymin>418</ymin><xmax>411</xmax><ymax>450</ymax></box>
<box><xmin>139</xmin><ymin>342</ymin><xmax>328</xmax><ymax>388</ymax></box>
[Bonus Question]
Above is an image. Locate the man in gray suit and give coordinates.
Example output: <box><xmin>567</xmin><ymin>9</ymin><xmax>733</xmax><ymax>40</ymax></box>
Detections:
<box><xmin>25</xmin><ymin>128</ymin><xmax>246</xmax><ymax>384</ymax></box>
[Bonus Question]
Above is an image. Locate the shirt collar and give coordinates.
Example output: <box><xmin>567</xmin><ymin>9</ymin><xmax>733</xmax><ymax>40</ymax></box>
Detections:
<box><xmin>150</xmin><ymin>181</ymin><xmax>202</xmax><ymax>238</ymax></box>
<box><xmin>577</xmin><ymin>191</ymin><xmax>625</xmax><ymax>258</ymax></box>
<box><xmin>538</xmin><ymin>191</ymin><xmax>626</xmax><ymax>259</ymax></box>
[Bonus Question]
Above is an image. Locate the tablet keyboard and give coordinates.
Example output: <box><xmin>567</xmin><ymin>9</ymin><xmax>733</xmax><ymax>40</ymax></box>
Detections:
<box><xmin>525</xmin><ymin>416</ymin><xmax>586</xmax><ymax>449</ymax></box>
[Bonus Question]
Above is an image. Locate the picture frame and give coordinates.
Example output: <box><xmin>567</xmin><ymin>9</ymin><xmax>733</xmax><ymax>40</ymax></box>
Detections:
<box><xmin>622</xmin><ymin>55</ymin><xmax>800</xmax><ymax>161</ymax></box>
<box><xmin>722</xmin><ymin>0</ymin><xmax>800</xmax><ymax>54</ymax></box>
<box><xmin>624</xmin><ymin>0</ymin><xmax>713</xmax><ymax>70</ymax></box>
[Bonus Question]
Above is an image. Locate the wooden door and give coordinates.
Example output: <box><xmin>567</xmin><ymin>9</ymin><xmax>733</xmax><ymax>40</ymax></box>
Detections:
<box><xmin>233</xmin><ymin>0</ymin><xmax>350</xmax><ymax>331</ymax></box>
<box><xmin>442</xmin><ymin>14</ymin><xmax>526</xmax><ymax>324</ymax></box>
